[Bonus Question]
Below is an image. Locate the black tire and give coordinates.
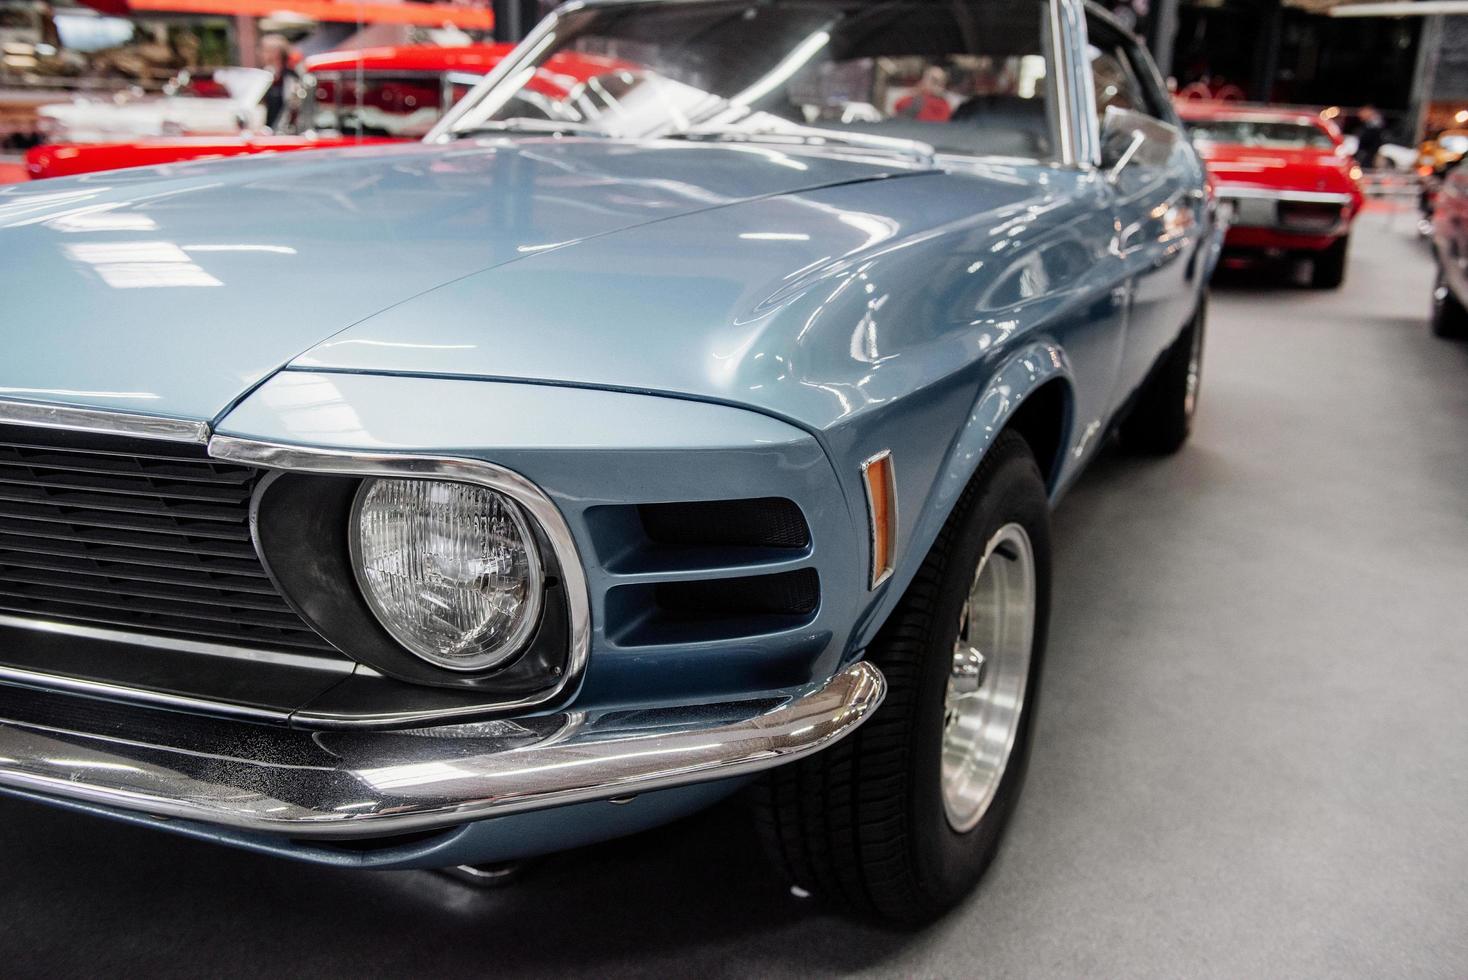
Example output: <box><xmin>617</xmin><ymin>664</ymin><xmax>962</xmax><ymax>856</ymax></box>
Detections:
<box><xmin>1118</xmin><ymin>299</ymin><xmax>1206</xmax><ymax>456</ymax></box>
<box><xmin>754</xmin><ymin>431</ymin><xmax>1051</xmax><ymax>925</ymax></box>
<box><xmin>1310</xmin><ymin>235</ymin><xmax>1349</xmax><ymax>290</ymax></box>
<box><xmin>1431</xmin><ymin>265</ymin><xmax>1468</xmax><ymax>339</ymax></box>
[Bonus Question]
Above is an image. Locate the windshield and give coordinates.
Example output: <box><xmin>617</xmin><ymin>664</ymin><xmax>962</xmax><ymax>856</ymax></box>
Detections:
<box><xmin>442</xmin><ymin>0</ymin><xmax>1059</xmax><ymax>161</ymax></box>
<box><xmin>1186</xmin><ymin>118</ymin><xmax>1336</xmax><ymax>151</ymax></box>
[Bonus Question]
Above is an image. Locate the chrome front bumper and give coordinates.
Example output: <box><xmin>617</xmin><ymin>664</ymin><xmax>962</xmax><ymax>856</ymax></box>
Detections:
<box><xmin>0</xmin><ymin>663</ymin><xmax>884</xmax><ymax>839</ymax></box>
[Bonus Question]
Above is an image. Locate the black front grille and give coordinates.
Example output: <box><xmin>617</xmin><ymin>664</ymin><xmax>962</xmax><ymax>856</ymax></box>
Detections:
<box><xmin>0</xmin><ymin>426</ymin><xmax>334</xmax><ymax>653</ymax></box>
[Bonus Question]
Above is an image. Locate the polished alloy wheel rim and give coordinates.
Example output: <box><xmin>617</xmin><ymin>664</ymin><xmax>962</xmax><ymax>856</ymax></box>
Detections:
<box><xmin>941</xmin><ymin>523</ymin><xmax>1036</xmax><ymax>833</ymax></box>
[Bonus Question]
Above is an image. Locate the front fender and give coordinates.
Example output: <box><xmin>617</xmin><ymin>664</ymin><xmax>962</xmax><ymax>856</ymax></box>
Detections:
<box><xmin>845</xmin><ymin>341</ymin><xmax>1074</xmax><ymax>653</ymax></box>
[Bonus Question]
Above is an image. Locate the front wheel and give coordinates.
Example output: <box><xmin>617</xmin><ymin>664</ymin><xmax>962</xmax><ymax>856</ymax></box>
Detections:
<box><xmin>754</xmin><ymin>431</ymin><xmax>1051</xmax><ymax>925</ymax></box>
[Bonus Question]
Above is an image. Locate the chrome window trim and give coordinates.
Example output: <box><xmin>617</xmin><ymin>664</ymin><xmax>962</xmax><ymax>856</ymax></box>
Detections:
<box><xmin>861</xmin><ymin>449</ymin><xmax>898</xmax><ymax>590</ymax></box>
<box><xmin>208</xmin><ymin>435</ymin><xmax>593</xmax><ymax>717</ymax></box>
<box><xmin>0</xmin><ymin>398</ymin><xmax>209</xmax><ymax>444</ymax></box>
<box><xmin>1050</xmin><ymin>0</ymin><xmax>1081</xmax><ymax>167</ymax></box>
<box><xmin>1073</xmin><ymin>1</ymin><xmax>1105</xmax><ymax>168</ymax></box>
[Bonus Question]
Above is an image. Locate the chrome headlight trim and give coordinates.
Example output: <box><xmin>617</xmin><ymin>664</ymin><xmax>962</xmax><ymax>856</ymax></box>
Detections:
<box><xmin>208</xmin><ymin>435</ymin><xmax>592</xmax><ymax>714</ymax></box>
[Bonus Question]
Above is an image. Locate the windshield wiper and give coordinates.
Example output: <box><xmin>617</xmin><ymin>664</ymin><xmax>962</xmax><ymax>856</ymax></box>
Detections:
<box><xmin>455</xmin><ymin>118</ymin><xmax>607</xmax><ymax>139</ymax></box>
<box><xmin>666</xmin><ymin>124</ymin><xmax>935</xmax><ymax>163</ymax></box>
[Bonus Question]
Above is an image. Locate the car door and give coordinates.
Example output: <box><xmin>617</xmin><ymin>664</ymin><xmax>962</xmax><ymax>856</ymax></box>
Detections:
<box><xmin>1084</xmin><ymin>13</ymin><xmax>1207</xmax><ymax>406</ymax></box>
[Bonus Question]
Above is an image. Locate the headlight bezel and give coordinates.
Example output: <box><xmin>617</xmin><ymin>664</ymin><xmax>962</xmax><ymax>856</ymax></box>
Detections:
<box><xmin>226</xmin><ymin>437</ymin><xmax>590</xmax><ymax>716</ymax></box>
<box><xmin>347</xmin><ymin>476</ymin><xmax>546</xmax><ymax>674</ymax></box>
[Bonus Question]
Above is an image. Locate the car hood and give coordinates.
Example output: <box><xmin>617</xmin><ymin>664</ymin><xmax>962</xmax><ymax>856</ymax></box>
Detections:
<box><xmin>0</xmin><ymin>139</ymin><xmax>925</xmax><ymax>421</ymax></box>
<box><xmin>291</xmin><ymin>164</ymin><xmax>1064</xmax><ymax>431</ymax></box>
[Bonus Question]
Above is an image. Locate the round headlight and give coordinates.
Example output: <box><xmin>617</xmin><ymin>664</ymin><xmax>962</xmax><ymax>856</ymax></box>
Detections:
<box><xmin>350</xmin><ymin>478</ymin><xmax>544</xmax><ymax>672</ymax></box>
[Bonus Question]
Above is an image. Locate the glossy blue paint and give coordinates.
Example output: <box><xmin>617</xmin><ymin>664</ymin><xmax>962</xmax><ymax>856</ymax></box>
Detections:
<box><xmin>0</xmin><ymin>139</ymin><xmax>923</xmax><ymax>421</ymax></box>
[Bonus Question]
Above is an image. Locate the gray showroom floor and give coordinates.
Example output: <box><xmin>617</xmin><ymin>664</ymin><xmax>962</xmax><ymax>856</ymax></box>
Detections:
<box><xmin>2</xmin><ymin>205</ymin><xmax>1466</xmax><ymax>979</ymax></box>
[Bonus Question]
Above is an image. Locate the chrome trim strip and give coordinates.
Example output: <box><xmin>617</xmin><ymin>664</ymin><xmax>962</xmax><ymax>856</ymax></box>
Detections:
<box><xmin>0</xmin><ymin>615</ymin><xmax>353</xmax><ymax>674</ymax></box>
<box><xmin>861</xmin><ymin>449</ymin><xmax>898</xmax><ymax>590</ymax></box>
<box><xmin>0</xmin><ymin>662</ymin><xmax>886</xmax><ymax>839</ymax></box>
<box><xmin>207</xmin><ymin>436</ymin><xmax>592</xmax><ymax>717</ymax></box>
<box><xmin>0</xmin><ymin>663</ymin><xmax>293</xmax><ymax>724</ymax></box>
<box><xmin>1050</xmin><ymin>0</ymin><xmax>1078</xmax><ymax>167</ymax></box>
<box><xmin>0</xmin><ymin>399</ymin><xmax>209</xmax><ymax>444</ymax></box>
<box><xmin>1214</xmin><ymin>186</ymin><xmax>1354</xmax><ymax>205</ymax></box>
<box><xmin>1069</xmin><ymin>0</ymin><xmax>1103</xmax><ymax>167</ymax></box>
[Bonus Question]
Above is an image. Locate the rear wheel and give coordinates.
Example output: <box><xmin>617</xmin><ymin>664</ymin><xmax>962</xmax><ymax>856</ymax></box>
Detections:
<box><xmin>1310</xmin><ymin>235</ymin><xmax>1349</xmax><ymax>290</ymax></box>
<box><xmin>1431</xmin><ymin>265</ymin><xmax>1468</xmax><ymax>339</ymax></box>
<box><xmin>755</xmin><ymin>431</ymin><xmax>1051</xmax><ymax>925</ymax></box>
<box><xmin>1119</xmin><ymin>300</ymin><xmax>1206</xmax><ymax>456</ymax></box>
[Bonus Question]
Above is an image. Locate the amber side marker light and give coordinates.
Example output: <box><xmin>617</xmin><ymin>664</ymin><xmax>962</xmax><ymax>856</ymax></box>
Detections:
<box><xmin>862</xmin><ymin>450</ymin><xmax>898</xmax><ymax>590</ymax></box>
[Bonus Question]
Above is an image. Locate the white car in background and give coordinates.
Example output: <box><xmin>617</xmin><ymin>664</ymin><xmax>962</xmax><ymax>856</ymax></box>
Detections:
<box><xmin>1340</xmin><ymin>134</ymin><xmax>1419</xmax><ymax>171</ymax></box>
<box><xmin>35</xmin><ymin>67</ymin><xmax>271</xmax><ymax>143</ymax></box>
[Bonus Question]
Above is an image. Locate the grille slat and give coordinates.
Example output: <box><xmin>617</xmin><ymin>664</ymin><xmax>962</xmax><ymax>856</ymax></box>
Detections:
<box><xmin>0</xmin><ymin>471</ymin><xmax>252</xmax><ymax>505</ymax></box>
<box><xmin>0</xmin><ymin>453</ymin><xmax>257</xmax><ymax>488</ymax></box>
<box><xmin>0</xmin><ymin>485</ymin><xmax>250</xmax><ymax>524</ymax></box>
<box><xmin>0</xmin><ymin>517</ymin><xmax>257</xmax><ymax>560</ymax></box>
<box><xmin>0</xmin><ymin>425</ymin><xmax>335</xmax><ymax>654</ymax></box>
<box><xmin>0</xmin><ymin>599</ymin><xmax>330</xmax><ymax>650</ymax></box>
<box><xmin>0</xmin><ymin>499</ymin><xmax>253</xmax><ymax>541</ymax></box>
<box><xmin>0</xmin><ymin>570</ymin><xmax>303</xmax><ymax>613</ymax></box>
<box><xmin>0</xmin><ymin>584</ymin><xmax>316</xmax><ymax>631</ymax></box>
<box><xmin>0</xmin><ymin>552</ymin><xmax>280</xmax><ymax>595</ymax></box>
<box><xmin>0</xmin><ymin>536</ymin><xmax>268</xmax><ymax>577</ymax></box>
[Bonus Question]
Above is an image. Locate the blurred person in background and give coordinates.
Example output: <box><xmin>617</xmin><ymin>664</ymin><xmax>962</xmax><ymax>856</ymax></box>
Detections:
<box><xmin>895</xmin><ymin>65</ymin><xmax>953</xmax><ymax>122</ymax></box>
<box><xmin>1355</xmin><ymin>105</ymin><xmax>1385</xmax><ymax>169</ymax></box>
<box><xmin>258</xmin><ymin>33</ymin><xmax>297</xmax><ymax>130</ymax></box>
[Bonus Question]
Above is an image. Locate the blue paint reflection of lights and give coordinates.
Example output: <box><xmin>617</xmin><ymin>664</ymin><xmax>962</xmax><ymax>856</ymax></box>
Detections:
<box><xmin>741</xmin><ymin>232</ymin><xmax>812</xmax><ymax>241</ymax></box>
<box><xmin>837</xmin><ymin>212</ymin><xmax>899</xmax><ymax>248</ymax></box>
<box><xmin>719</xmin><ymin>145</ymin><xmax>810</xmax><ymax>172</ymax></box>
<box><xmin>183</xmin><ymin>244</ymin><xmax>298</xmax><ymax>255</ymax></box>
<box><xmin>46</xmin><ymin>206</ymin><xmax>157</xmax><ymax>233</ymax></box>
<box><xmin>0</xmin><ymin>386</ymin><xmax>159</xmax><ymax>400</ymax></box>
<box><xmin>64</xmin><ymin>240</ymin><xmax>221</xmax><ymax>289</ymax></box>
<box><xmin>257</xmin><ymin>373</ymin><xmax>370</xmax><ymax>443</ymax></box>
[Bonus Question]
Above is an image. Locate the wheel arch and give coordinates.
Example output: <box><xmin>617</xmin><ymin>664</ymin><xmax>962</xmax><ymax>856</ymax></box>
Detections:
<box><xmin>848</xmin><ymin>341</ymin><xmax>1075</xmax><ymax>653</ymax></box>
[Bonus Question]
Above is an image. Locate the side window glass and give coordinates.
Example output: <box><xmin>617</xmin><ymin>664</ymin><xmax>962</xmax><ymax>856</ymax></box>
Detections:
<box><xmin>1086</xmin><ymin>21</ymin><xmax>1164</xmax><ymax>122</ymax></box>
<box><xmin>1088</xmin><ymin>43</ymin><xmax>1139</xmax><ymax>116</ymax></box>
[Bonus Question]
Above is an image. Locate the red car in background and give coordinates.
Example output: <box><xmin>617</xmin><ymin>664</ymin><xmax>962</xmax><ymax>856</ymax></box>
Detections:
<box><xmin>22</xmin><ymin>43</ymin><xmax>622</xmax><ymax>180</ymax></box>
<box><xmin>1179</xmin><ymin>102</ymin><xmax>1365</xmax><ymax>289</ymax></box>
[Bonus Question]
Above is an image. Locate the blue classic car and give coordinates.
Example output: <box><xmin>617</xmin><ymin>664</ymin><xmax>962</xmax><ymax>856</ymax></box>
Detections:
<box><xmin>0</xmin><ymin>0</ymin><xmax>1215</xmax><ymax>922</ymax></box>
